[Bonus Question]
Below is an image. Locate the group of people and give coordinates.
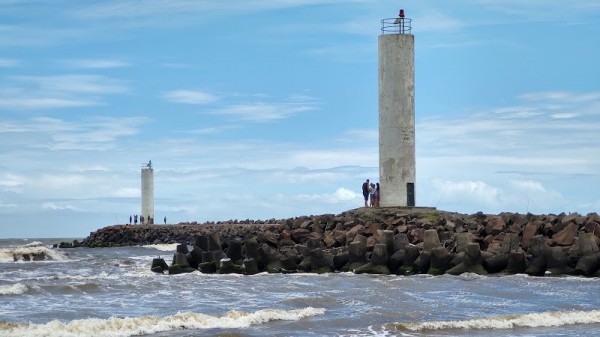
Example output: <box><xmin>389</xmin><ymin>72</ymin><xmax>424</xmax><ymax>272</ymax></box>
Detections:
<box><xmin>362</xmin><ymin>179</ymin><xmax>380</xmax><ymax>207</ymax></box>
<box><xmin>128</xmin><ymin>215</ymin><xmax>167</xmax><ymax>225</ymax></box>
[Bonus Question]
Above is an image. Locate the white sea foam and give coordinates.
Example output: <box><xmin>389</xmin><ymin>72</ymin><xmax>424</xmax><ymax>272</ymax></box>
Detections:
<box><xmin>396</xmin><ymin>309</ymin><xmax>600</xmax><ymax>331</ymax></box>
<box><xmin>0</xmin><ymin>283</ymin><xmax>28</xmax><ymax>296</ymax></box>
<box><xmin>0</xmin><ymin>243</ymin><xmax>68</xmax><ymax>262</ymax></box>
<box><xmin>141</xmin><ymin>243</ymin><xmax>179</xmax><ymax>252</ymax></box>
<box><xmin>22</xmin><ymin>241</ymin><xmax>46</xmax><ymax>248</ymax></box>
<box><xmin>1</xmin><ymin>307</ymin><xmax>326</xmax><ymax>337</ymax></box>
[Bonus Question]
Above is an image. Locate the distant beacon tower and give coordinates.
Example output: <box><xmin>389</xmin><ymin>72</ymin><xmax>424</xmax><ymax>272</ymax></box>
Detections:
<box><xmin>379</xmin><ymin>9</ymin><xmax>415</xmax><ymax>207</ymax></box>
<box><xmin>141</xmin><ymin>160</ymin><xmax>154</xmax><ymax>224</ymax></box>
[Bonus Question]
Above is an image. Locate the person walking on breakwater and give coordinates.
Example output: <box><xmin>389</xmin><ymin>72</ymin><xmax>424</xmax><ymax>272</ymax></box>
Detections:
<box><xmin>362</xmin><ymin>179</ymin><xmax>370</xmax><ymax>207</ymax></box>
<box><xmin>164</xmin><ymin>216</ymin><xmax>167</xmax><ymax>225</ymax></box>
<box><xmin>129</xmin><ymin>215</ymin><xmax>132</xmax><ymax>225</ymax></box>
<box><xmin>134</xmin><ymin>215</ymin><xmax>138</xmax><ymax>225</ymax></box>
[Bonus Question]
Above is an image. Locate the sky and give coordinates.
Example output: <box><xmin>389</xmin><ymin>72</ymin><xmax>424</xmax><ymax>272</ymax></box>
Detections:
<box><xmin>1</xmin><ymin>0</ymin><xmax>599</xmax><ymax>238</ymax></box>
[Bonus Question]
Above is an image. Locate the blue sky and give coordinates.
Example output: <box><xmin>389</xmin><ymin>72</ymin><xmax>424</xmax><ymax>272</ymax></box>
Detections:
<box><xmin>1</xmin><ymin>0</ymin><xmax>599</xmax><ymax>238</ymax></box>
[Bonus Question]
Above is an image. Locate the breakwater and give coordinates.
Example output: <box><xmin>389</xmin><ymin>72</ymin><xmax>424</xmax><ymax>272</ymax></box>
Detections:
<box><xmin>68</xmin><ymin>207</ymin><xmax>600</xmax><ymax>276</ymax></box>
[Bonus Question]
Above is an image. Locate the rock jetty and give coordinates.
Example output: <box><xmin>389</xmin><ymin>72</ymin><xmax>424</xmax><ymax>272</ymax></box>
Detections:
<box><xmin>70</xmin><ymin>207</ymin><xmax>600</xmax><ymax>276</ymax></box>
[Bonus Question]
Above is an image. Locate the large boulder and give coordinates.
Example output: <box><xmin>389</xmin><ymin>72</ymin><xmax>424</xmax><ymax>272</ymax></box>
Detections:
<box><xmin>553</xmin><ymin>222</ymin><xmax>579</xmax><ymax>246</ymax></box>
<box><xmin>521</xmin><ymin>221</ymin><xmax>542</xmax><ymax>250</ymax></box>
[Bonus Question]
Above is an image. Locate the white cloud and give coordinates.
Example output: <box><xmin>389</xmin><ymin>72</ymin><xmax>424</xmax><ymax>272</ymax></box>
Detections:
<box><xmin>418</xmin><ymin>91</ymin><xmax>600</xmax><ymax>163</ymax></box>
<box><xmin>509</xmin><ymin>179</ymin><xmax>547</xmax><ymax>193</ymax></box>
<box><xmin>331</xmin><ymin>187</ymin><xmax>362</xmax><ymax>202</ymax></box>
<box><xmin>337</xmin><ymin>128</ymin><xmax>378</xmax><ymax>142</ymax></box>
<box><xmin>474</xmin><ymin>0</ymin><xmax>600</xmax><ymax>19</ymax></box>
<box><xmin>0</xmin><ymin>116</ymin><xmax>146</xmax><ymax>151</ymax></box>
<box><xmin>0</xmin><ymin>97</ymin><xmax>96</xmax><ymax>109</ymax></box>
<box><xmin>0</xmin><ymin>173</ymin><xmax>26</xmax><ymax>190</ymax></box>
<box><xmin>186</xmin><ymin>125</ymin><xmax>238</xmax><ymax>135</ymax></box>
<box><xmin>10</xmin><ymin>75</ymin><xmax>129</xmax><ymax>94</ymax></box>
<box><xmin>0</xmin><ymin>75</ymin><xmax>130</xmax><ymax>110</ymax></box>
<box><xmin>0</xmin><ymin>24</ymin><xmax>83</xmax><ymax>47</ymax></box>
<box><xmin>112</xmin><ymin>188</ymin><xmax>139</xmax><ymax>198</ymax></box>
<box><xmin>0</xmin><ymin>58</ymin><xmax>19</xmax><ymax>67</ymax></box>
<box><xmin>270</xmin><ymin>168</ymin><xmax>351</xmax><ymax>184</ymax></box>
<box><xmin>163</xmin><ymin>89</ymin><xmax>218</xmax><ymax>105</ymax></box>
<box><xmin>291</xmin><ymin>187</ymin><xmax>361</xmax><ymax>204</ymax></box>
<box><xmin>288</xmin><ymin>149</ymin><xmax>378</xmax><ymax>169</ymax></box>
<box><xmin>416</xmin><ymin>11</ymin><xmax>465</xmax><ymax>32</ymax></box>
<box><xmin>213</xmin><ymin>101</ymin><xmax>315</xmax><ymax>122</ymax></box>
<box><xmin>519</xmin><ymin>91</ymin><xmax>600</xmax><ymax>103</ymax></box>
<box><xmin>62</xmin><ymin>59</ymin><xmax>131</xmax><ymax>69</ymax></box>
<box><xmin>178</xmin><ymin>92</ymin><xmax>320</xmax><ymax>122</ymax></box>
<box><xmin>0</xmin><ymin>202</ymin><xmax>18</xmax><ymax>210</ymax></box>
<box><xmin>41</xmin><ymin>202</ymin><xmax>79</xmax><ymax>211</ymax></box>
<box><xmin>71</xmin><ymin>0</ymin><xmax>371</xmax><ymax>19</ymax></box>
<box><xmin>550</xmin><ymin>113</ymin><xmax>577</xmax><ymax>119</ymax></box>
<box><xmin>432</xmin><ymin>180</ymin><xmax>502</xmax><ymax>210</ymax></box>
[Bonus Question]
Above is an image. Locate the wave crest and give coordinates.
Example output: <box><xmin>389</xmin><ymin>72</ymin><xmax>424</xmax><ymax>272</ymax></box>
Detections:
<box><xmin>141</xmin><ymin>243</ymin><xmax>179</xmax><ymax>252</ymax></box>
<box><xmin>0</xmin><ymin>242</ymin><xmax>68</xmax><ymax>262</ymax></box>
<box><xmin>0</xmin><ymin>283</ymin><xmax>28</xmax><ymax>296</ymax></box>
<box><xmin>1</xmin><ymin>307</ymin><xmax>326</xmax><ymax>337</ymax></box>
<box><xmin>396</xmin><ymin>309</ymin><xmax>600</xmax><ymax>331</ymax></box>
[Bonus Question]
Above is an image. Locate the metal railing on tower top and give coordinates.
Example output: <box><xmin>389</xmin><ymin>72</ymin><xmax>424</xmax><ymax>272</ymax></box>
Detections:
<box><xmin>381</xmin><ymin>9</ymin><xmax>412</xmax><ymax>35</ymax></box>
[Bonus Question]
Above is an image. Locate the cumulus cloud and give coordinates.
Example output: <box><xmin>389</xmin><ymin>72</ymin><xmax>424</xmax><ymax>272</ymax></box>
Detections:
<box><xmin>293</xmin><ymin>187</ymin><xmax>361</xmax><ymax>204</ymax></box>
<box><xmin>432</xmin><ymin>180</ymin><xmax>502</xmax><ymax>210</ymax></box>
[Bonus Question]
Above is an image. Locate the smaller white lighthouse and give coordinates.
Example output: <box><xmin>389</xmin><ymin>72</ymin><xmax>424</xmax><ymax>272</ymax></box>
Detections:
<box><xmin>141</xmin><ymin>160</ymin><xmax>154</xmax><ymax>224</ymax></box>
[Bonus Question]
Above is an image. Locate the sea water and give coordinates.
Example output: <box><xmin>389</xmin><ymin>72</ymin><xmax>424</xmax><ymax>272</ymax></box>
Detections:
<box><xmin>1</xmin><ymin>238</ymin><xmax>599</xmax><ymax>337</ymax></box>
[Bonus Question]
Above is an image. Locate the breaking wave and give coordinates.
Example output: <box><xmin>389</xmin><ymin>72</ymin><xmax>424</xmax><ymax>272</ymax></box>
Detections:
<box><xmin>141</xmin><ymin>243</ymin><xmax>179</xmax><ymax>252</ymax></box>
<box><xmin>1</xmin><ymin>307</ymin><xmax>326</xmax><ymax>337</ymax></box>
<box><xmin>0</xmin><ymin>283</ymin><xmax>28</xmax><ymax>296</ymax></box>
<box><xmin>395</xmin><ymin>309</ymin><xmax>600</xmax><ymax>331</ymax></box>
<box><xmin>0</xmin><ymin>242</ymin><xmax>68</xmax><ymax>262</ymax></box>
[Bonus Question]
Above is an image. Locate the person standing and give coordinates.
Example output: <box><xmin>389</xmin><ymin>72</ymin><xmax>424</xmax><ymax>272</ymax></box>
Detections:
<box><xmin>362</xmin><ymin>179</ymin><xmax>370</xmax><ymax>207</ymax></box>
<box><xmin>134</xmin><ymin>215</ymin><xmax>138</xmax><ymax>225</ymax></box>
<box><xmin>374</xmin><ymin>183</ymin><xmax>380</xmax><ymax>207</ymax></box>
<box><xmin>164</xmin><ymin>216</ymin><xmax>167</xmax><ymax>225</ymax></box>
<box><xmin>369</xmin><ymin>183</ymin><xmax>376</xmax><ymax>207</ymax></box>
<box><xmin>129</xmin><ymin>215</ymin><xmax>132</xmax><ymax>225</ymax></box>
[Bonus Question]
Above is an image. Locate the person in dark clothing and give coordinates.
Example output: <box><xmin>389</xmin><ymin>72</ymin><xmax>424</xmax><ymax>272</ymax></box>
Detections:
<box><xmin>134</xmin><ymin>215</ymin><xmax>138</xmax><ymax>225</ymax></box>
<box><xmin>362</xmin><ymin>179</ymin><xmax>370</xmax><ymax>207</ymax></box>
<box><xmin>129</xmin><ymin>215</ymin><xmax>132</xmax><ymax>225</ymax></box>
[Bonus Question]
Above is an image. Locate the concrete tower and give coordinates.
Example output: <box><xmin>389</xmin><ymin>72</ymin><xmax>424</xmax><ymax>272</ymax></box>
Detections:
<box><xmin>141</xmin><ymin>160</ymin><xmax>154</xmax><ymax>224</ymax></box>
<box><xmin>378</xmin><ymin>9</ymin><xmax>415</xmax><ymax>207</ymax></box>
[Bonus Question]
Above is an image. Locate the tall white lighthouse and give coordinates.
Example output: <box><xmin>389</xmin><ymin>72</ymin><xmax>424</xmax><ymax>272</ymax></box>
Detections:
<box><xmin>141</xmin><ymin>160</ymin><xmax>154</xmax><ymax>224</ymax></box>
<box><xmin>378</xmin><ymin>9</ymin><xmax>415</xmax><ymax>207</ymax></box>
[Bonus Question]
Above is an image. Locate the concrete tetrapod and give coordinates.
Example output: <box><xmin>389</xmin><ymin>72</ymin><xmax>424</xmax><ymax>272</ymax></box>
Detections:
<box><xmin>354</xmin><ymin>243</ymin><xmax>390</xmax><ymax>275</ymax></box>
<box><xmin>446</xmin><ymin>243</ymin><xmax>487</xmax><ymax>275</ymax></box>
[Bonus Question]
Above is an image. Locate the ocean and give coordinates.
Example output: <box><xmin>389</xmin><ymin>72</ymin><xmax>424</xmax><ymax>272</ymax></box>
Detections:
<box><xmin>1</xmin><ymin>238</ymin><xmax>599</xmax><ymax>337</ymax></box>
